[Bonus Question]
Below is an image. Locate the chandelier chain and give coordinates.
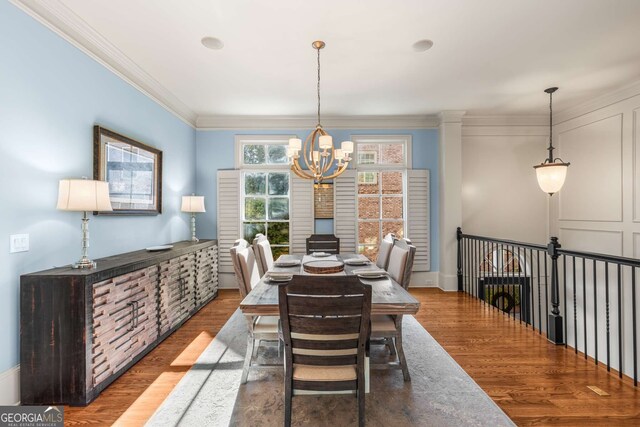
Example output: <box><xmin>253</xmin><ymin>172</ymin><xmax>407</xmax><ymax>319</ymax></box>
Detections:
<box><xmin>547</xmin><ymin>89</ymin><xmax>554</xmax><ymax>162</ymax></box>
<box><xmin>317</xmin><ymin>46</ymin><xmax>321</xmax><ymax>126</ymax></box>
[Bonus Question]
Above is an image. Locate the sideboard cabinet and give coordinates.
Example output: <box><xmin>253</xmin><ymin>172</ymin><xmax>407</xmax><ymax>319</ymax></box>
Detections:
<box><xmin>20</xmin><ymin>240</ymin><xmax>218</xmax><ymax>406</ymax></box>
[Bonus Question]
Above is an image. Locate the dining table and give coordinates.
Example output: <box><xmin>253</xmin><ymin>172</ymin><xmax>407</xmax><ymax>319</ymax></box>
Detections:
<box><xmin>239</xmin><ymin>253</ymin><xmax>421</xmax><ymax>316</ymax></box>
<box><xmin>239</xmin><ymin>252</ymin><xmax>421</xmax><ymax>385</ymax></box>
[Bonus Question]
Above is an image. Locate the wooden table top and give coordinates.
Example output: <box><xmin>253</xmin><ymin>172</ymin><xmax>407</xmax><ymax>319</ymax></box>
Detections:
<box><xmin>240</xmin><ymin>254</ymin><xmax>420</xmax><ymax>316</ymax></box>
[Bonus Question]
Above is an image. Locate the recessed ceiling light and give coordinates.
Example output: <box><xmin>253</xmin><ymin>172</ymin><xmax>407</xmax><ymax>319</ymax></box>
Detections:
<box><xmin>412</xmin><ymin>39</ymin><xmax>434</xmax><ymax>52</ymax></box>
<box><xmin>201</xmin><ymin>37</ymin><xmax>224</xmax><ymax>50</ymax></box>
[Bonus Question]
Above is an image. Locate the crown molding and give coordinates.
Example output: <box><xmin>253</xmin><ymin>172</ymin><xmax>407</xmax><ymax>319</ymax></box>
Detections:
<box><xmin>195</xmin><ymin>114</ymin><xmax>440</xmax><ymax>130</ymax></box>
<box><xmin>438</xmin><ymin>110</ymin><xmax>466</xmax><ymax>124</ymax></box>
<box><xmin>10</xmin><ymin>0</ymin><xmax>197</xmax><ymax>127</ymax></box>
<box><xmin>462</xmin><ymin>115</ymin><xmax>548</xmax><ymax>127</ymax></box>
<box><xmin>554</xmin><ymin>78</ymin><xmax>640</xmax><ymax>124</ymax></box>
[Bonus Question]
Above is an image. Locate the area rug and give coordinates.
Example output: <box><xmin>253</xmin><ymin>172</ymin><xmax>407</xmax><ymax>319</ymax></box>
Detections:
<box><xmin>147</xmin><ymin>309</ymin><xmax>514</xmax><ymax>426</ymax></box>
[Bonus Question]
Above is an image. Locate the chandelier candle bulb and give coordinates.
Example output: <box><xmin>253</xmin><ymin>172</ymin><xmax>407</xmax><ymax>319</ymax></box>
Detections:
<box><xmin>319</xmin><ymin>135</ymin><xmax>333</xmax><ymax>150</ymax></box>
<box><xmin>341</xmin><ymin>141</ymin><xmax>354</xmax><ymax>154</ymax></box>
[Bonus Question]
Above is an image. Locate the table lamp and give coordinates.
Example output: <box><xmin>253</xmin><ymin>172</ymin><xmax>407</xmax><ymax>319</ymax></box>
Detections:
<box><xmin>57</xmin><ymin>178</ymin><xmax>113</xmax><ymax>268</ymax></box>
<box><xmin>181</xmin><ymin>195</ymin><xmax>206</xmax><ymax>242</ymax></box>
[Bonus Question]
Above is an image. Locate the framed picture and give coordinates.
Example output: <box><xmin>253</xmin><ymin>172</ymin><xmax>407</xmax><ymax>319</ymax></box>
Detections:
<box><xmin>93</xmin><ymin>125</ymin><xmax>162</xmax><ymax>215</ymax></box>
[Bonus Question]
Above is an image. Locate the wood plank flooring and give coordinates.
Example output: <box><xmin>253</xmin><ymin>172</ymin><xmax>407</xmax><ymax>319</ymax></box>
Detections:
<box><xmin>63</xmin><ymin>288</ymin><xmax>640</xmax><ymax>426</ymax></box>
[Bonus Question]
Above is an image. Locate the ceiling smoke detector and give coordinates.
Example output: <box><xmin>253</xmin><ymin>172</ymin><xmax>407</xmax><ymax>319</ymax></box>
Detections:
<box><xmin>201</xmin><ymin>37</ymin><xmax>224</xmax><ymax>50</ymax></box>
<box><xmin>412</xmin><ymin>39</ymin><xmax>434</xmax><ymax>52</ymax></box>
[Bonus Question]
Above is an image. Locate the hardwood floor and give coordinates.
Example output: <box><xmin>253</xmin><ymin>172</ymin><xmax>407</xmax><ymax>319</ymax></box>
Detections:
<box><xmin>63</xmin><ymin>288</ymin><xmax>640</xmax><ymax>426</ymax></box>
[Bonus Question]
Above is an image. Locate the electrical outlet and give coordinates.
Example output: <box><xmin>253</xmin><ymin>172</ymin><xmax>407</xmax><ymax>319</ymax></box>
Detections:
<box><xmin>10</xmin><ymin>234</ymin><xmax>29</xmax><ymax>253</ymax></box>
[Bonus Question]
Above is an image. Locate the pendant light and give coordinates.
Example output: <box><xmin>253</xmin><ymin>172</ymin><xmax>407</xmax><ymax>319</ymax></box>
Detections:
<box><xmin>287</xmin><ymin>41</ymin><xmax>353</xmax><ymax>183</ymax></box>
<box><xmin>534</xmin><ymin>87</ymin><xmax>570</xmax><ymax>195</ymax></box>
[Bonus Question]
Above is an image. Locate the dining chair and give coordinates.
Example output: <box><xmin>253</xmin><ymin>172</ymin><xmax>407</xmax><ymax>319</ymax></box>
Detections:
<box><xmin>306</xmin><ymin>233</ymin><xmax>340</xmax><ymax>254</ymax></box>
<box><xmin>375</xmin><ymin>233</ymin><xmax>396</xmax><ymax>269</ymax></box>
<box><xmin>370</xmin><ymin>238</ymin><xmax>417</xmax><ymax>381</ymax></box>
<box><xmin>252</xmin><ymin>233</ymin><xmax>274</xmax><ymax>277</ymax></box>
<box><xmin>279</xmin><ymin>275</ymin><xmax>371</xmax><ymax>427</ymax></box>
<box><xmin>230</xmin><ymin>240</ymin><xmax>281</xmax><ymax>383</ymax></box>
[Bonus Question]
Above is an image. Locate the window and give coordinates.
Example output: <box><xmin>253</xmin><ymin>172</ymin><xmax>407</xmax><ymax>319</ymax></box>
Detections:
<box><xmin>236</xmin><ymin>136</ymin><xmax>292</xmax><ymax>258</ymax></box>
<box><xmin>353</xmin><ymin>135</ymin><xmax>411</xmax><ymax>261</ymax></box>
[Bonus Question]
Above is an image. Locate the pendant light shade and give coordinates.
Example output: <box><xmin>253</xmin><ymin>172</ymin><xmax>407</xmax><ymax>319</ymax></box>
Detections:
<box><xmin>534</xmin><ymin>87</ymin><xmax>570</xmax><ymax>196</ymax></box>
<box><xmin>534</xmin><ymin>163</ymin><xmax>569</xmax><ymax>195</ymax></box>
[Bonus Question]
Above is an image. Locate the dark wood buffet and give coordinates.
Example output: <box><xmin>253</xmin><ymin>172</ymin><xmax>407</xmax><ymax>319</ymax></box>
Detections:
<box><xmin>20</xmin><ymin>240</ymin><xmax>218</xmax><ymax>406</ymax></box>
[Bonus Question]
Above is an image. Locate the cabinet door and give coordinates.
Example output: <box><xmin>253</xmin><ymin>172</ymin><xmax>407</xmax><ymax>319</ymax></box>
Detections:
<box><xmin>158</xmin><ymin>252</ymin><xmax>197</xmax><ymax>334</ymax></box>
<box><xmin>195</xmin><ymin>245</ymin><xmax>218</xmax><ymax>306</ymax></box>
<box><xmin>91</xmin><ymin>266</ymin><xmax>159</xmax><ymax>387</ymax></box>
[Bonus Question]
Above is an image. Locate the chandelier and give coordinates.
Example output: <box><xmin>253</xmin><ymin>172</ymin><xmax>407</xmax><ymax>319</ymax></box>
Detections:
<box><xmin>534</xmin><ymin>87</ymin><xmax>570</xmax><ymax>195</ymax></box>
<box><xmin>287</xmin><ymin>41</ymin><xmax>353</xmax><ymax>182</ymax></box>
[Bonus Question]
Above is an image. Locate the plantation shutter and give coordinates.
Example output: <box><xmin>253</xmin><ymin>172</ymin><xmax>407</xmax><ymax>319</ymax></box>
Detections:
<box><xmin>216</xmin><ymin>169</ymin><xmax>241</xmax><ymax>274</ymax></box>
<box><xmin>407</xmin><ymin>169</ymin><xmax>430</xmax><ymax>271</ymax></box>
<box><xmin>290</xmin><ymin>176</ymin><xmax>314</xmax><ymax>254</ymax></box>
<box><xmin>334</xmin><ymin>170</ymin><xmax>358</xmax><ymax>253</ymax></box>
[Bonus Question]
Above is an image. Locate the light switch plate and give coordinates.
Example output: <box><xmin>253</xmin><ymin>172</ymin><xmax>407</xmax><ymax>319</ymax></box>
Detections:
<box><xmin>10</xmin><ymin>234</ymin><xmax>29</xmax><ymax>253</ymax></box>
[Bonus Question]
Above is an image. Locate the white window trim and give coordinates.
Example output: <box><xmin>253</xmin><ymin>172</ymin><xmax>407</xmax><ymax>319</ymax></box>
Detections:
<box><xmin>350</xmin><ymin>135</ymin><xmax>412</xmax><ymax>170</ymax></box>
<box><xmin>234</xmin><ymin>134</ymin><xmax>296</xmax><ymax>169</ymax></box>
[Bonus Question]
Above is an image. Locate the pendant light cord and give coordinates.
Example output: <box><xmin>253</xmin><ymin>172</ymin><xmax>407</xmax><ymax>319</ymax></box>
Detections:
<box><xmin>548</xmin><ymin>90</ymin><xmax>554</xmax><ymax>162</ymax></box>
<box><xmin>317</xmin><ymin>46</ymin><xmax>321</xmax><ymax>127</ymax></box>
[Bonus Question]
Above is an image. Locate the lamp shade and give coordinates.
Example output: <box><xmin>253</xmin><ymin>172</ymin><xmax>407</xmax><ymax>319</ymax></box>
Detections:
<box><xmin>535</xmin><ymin>163</ymin><xmax>569</xmax><ymax>195</ymax></box>
<box><xmin>57</xmin><ymin>179</ymin><xmax>113</xmax><ymax>211</ymax></box>
<box><xmin>181</xmin><ymin>196</ymin><xmax>206</xmax><ymax>213</ymax></box>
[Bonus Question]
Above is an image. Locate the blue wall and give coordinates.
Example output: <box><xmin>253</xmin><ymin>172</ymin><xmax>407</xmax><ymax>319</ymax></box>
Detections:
<box><xmin>0</xmin><ymin>2</ymin><xmax>196</xmax><ymax>373</ymax></box>
<box><xmin>195</xmin><ymin>128</ymin><xmax>439</xmax><ymax>267</ymax></box>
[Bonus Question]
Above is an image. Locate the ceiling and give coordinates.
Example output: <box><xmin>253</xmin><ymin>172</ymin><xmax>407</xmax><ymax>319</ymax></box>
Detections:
<box><xmin>20</xmin><ymin>0</ymin><xmax>640</xmax><ymax>122</ymax></box>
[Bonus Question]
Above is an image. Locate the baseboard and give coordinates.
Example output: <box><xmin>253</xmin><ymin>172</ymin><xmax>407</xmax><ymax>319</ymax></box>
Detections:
<box><xmin>219</xmin><ymin>272</ymin><xmax>238</xmax><ymax>289</ymax></box>
<box><xmin>0</xmin><ymin>365</ymin><xmax>20</xmax><ymax>405</ymax></box>
<box><xmin>438</xmin><ymin>272</ymin><xmax>459</xmax><ymax>292</ymax></box>
<box><xmin>408</xmin><ymin>271</ymin><xmax>439</xmax><ymax>288</ymax></box>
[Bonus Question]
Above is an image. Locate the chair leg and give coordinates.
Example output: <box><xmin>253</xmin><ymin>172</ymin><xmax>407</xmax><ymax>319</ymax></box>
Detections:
<box><xmin>358</xmin><ymin>379</ymin><xmax>365</xmax><ymax>427</ymax></box>
<box><xmin>386</xmin><ymin>337</ymin><xmax>397</xmax><ymax>356</ymax></box>
<box><xmin>241</xmin><ymin>335</ymin><xmax>255</xmax><ymax>384</ymax></box>
<box><xmin>284</xmin><ymin>379</ymin><xmax>293</xmax><ymax>427</ymax></box>
<box><xmin>395</xmin><ymin>333</ymin><xmax>411</xmax><ymax>382</ymax></box>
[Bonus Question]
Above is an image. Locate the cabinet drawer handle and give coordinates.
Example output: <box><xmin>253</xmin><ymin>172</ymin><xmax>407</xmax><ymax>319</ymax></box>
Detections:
<box><xmin>127</xmin><ymin>302</ymin><xmax>135</xmax><ymax>331</ymax></box>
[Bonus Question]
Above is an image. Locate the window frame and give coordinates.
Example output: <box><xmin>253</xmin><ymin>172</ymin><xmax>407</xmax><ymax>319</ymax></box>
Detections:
<box><xmin>234</xmin><ymin>135</ymin><xmax>296</xmax><ymax>170</ymax></box>
<box><xmin>352</xmin><ymin>135</ymin><xmax>412</xmax><ymax>259</ymax></box>
<box><xmin>236</xmin><ymin>135</ymin><xmax>295</xmax><ymax>254</ymax></box>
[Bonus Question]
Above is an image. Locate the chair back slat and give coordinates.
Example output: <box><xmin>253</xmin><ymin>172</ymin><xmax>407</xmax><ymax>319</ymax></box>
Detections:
<box><xmin>306</xmin><ymin>234</ymin><xmax>340</xmax><ymax>254</ymax></box>
<box><xmin>286</xmin><ymin>295</ymin><xmax>365</xmax><ymax>316</ymax></box>
<box><xmin>292</xmin><ymin>354</ymin><xmax>357</xmax><ymax>366</ymax></box>
<box><xmin>289</xmin><ymin>316</ymin><xmax>362</xmax><ymax>335</ymax></box>
<box><xmin>285</xmin><ymin>276</ymin><xmax>364</xmax><ymax>295</ymax></box>
<box><xmin>291</xmin><ymin>338</ymin><xmax>359</xmax><ymax>350</ymax></box>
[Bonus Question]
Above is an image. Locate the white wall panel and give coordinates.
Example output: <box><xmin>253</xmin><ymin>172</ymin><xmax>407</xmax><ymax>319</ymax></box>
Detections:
<box><xmin>559</xmin><ymin>115</ymin><xmax>623</xmax><ymax>222</ymax></box>
<box><xmin>633</xmin><ymin>108</ymin><xmax>640</xmax><ymax>222</ymax></box>
<box><xmin>559</xmin><ymin>227</ymin><xmax>622</xmax><ymax>256</ymax></box>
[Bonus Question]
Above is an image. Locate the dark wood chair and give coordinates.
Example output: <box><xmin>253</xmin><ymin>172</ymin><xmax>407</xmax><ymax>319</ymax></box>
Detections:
<box><xmin>306</xmin><ymin>233</ymin><xmax>340</xmax><ymax>254</ymax></box>
<box><xmin>279</xmin><ymin>275</ymin><xmax>371</xmax><ymax>427</ymax></box>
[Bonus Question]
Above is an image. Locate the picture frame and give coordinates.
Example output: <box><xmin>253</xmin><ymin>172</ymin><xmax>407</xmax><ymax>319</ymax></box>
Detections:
<box><xmin>93</xmin><ymin>125</ymin><xmax>162</xmax><ymax>215</ymax></box>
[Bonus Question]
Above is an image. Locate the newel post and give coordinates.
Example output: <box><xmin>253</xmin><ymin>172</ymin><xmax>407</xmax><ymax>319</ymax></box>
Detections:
<box><xmin>547</xmin><ymin>236</ymin><xmax>564</xmax><ymax>344</ymax></box>
<box><xmin>456</xmin><ymin>227</ymin><xmax>463</xmax><ymax>292</ymax></box>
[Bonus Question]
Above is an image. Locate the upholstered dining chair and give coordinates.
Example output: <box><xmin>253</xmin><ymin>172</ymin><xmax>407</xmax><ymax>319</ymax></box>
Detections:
<box><xmin>370</xmin><ymin>238</ymin><xmax>417</xmax><ymax>381</ymax></box>
<box><xmin>253</xmin><ymin>233</ymin><xmax>274</xmax><ymax>277</ymax></box>
<box><xmin>375</xmin><ymin>233</ymin><xmax>396</xmax><ymax>269</ymax></box>
<box><xmin>279</xmin><ymin>275</ymin><xmax>371</xmax><ymax>427</ymax></box>
<box><xmin>230</xmin><ymin>240</ymin><xmax>281</xmax><ymax>383</ymax></box>
<box><xmin>306</xmin><ymin>233</ymin><xmax>340</xmax><ymax>254</ymax></box>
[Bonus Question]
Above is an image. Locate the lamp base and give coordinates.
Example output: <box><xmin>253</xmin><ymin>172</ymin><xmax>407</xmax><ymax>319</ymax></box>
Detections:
<box><xmin>73</xmin><ymin>258</ymin><xmax>97</xmax><ymax>269</ymax></box>
<box><xmin>191</xmin><ymin>237</ymin><xmax>200</xmax><ymax>242</ymax></box>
